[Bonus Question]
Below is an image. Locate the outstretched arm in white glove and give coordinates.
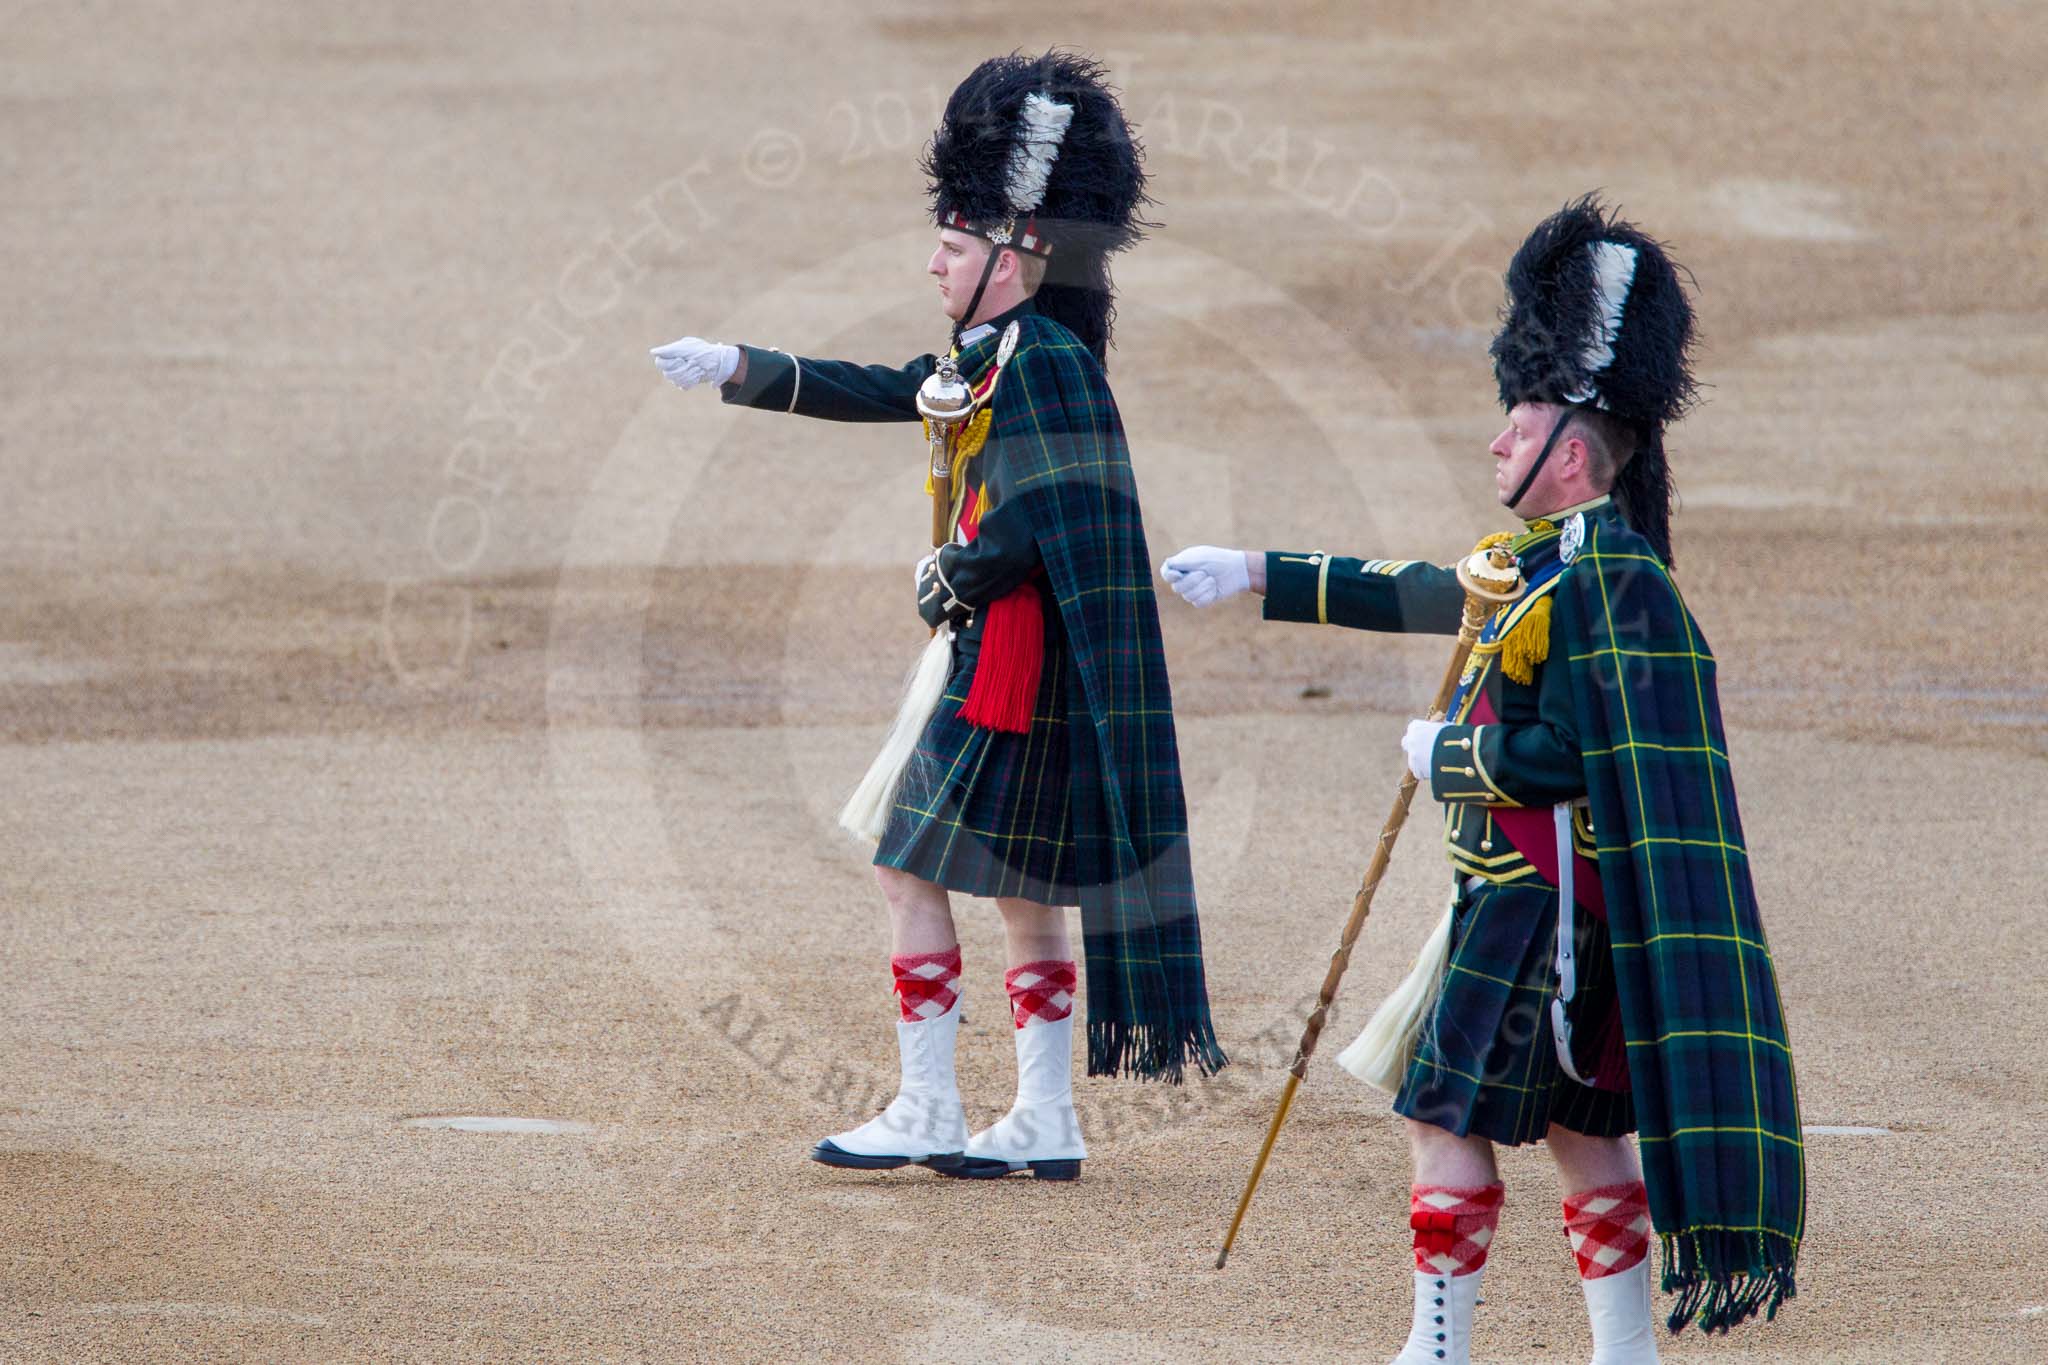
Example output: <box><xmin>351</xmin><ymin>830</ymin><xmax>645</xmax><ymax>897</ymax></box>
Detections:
<box><xmin>650</xmin><ymin>336</ymin><xmax>742</xmax><ymax>391</ymax></box>
<box><xmin>1159</xmin><ymin>545</ymin><xmax>1262</xmax><ymax>607</ymax></box>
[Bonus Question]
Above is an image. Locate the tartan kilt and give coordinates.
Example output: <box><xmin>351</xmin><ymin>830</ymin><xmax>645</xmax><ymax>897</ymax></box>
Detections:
<box><xmin>873</xmin><ymin>592</ymin><xmax>1077</xmax><ymax>906</ymax></box>
<box><xmin>1393</xmin><ymin>878</ymin><xmax>1635</xmax><ymax>1146</ymax></box>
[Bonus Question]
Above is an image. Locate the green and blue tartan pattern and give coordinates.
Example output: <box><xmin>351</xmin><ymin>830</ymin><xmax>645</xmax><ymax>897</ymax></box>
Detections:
<box><xmin>877</xmin><ymin>597</ymin><xmax>1078</xmax><ymax>906</ymax></box>
<box><xmin>1558</xmin><ymin>511</ymin><xmax>1805</xmax><ymax>1333</ymax></box>
<box><xmin>1393</xmin><ymin>878</ymin><xmax>1634</xmax><ymax>1145</ymax></box>
<box><xmin>905</xmin><ymin>313</ymin><xmax>1225</xmax><ymax>1083</ymax></box>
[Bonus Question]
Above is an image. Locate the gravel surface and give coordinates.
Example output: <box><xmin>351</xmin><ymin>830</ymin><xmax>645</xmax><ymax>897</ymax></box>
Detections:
<box><xmin>5</xmin><ymin>2</ymin><xmax>2044</xmax><ymax>1361</ymax></box>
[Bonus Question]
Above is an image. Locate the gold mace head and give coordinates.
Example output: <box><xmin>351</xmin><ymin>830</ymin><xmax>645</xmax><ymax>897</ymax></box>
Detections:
<box><xmin>1455</xmin><ymin>543</ymin><xmax>1527</xmax><ymax>603</ymax></box>
<box><xmin>916</xmin><ymin>355</ymin><xmax>975</xmax><ymax>428</ymax></box>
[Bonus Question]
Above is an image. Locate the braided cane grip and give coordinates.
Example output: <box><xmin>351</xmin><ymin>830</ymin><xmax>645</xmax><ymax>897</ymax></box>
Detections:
<box><xmin>1288</xmin><ymin>547</ymin><xmax>1522</xmax><ymax>1080</ymax></box>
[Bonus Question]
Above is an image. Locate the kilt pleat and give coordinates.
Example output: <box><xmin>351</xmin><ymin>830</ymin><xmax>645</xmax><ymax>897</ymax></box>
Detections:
<box><xmin>874</xmin><ymin>599</ymin><xmax>1077</xmax><ymax>906</ymax></box>
<box><xmin>1393</xmin><ymin>878</ymin><xmax>1635</xmax><ymax>1146</ymax></box>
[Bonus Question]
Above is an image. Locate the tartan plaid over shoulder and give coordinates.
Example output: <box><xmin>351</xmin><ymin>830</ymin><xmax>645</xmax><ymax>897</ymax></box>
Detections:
<box><xmin>978</xmin><ymin>313</ymin><xmax>1227</xmax><ymax>1084</ymax></box>
<box><xmin>1556</xmin><ymin>514</ymin><xmax>1805</xmax><ymax>1332</ymax></box>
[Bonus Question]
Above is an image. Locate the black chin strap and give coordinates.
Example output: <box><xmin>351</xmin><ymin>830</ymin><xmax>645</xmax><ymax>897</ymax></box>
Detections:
<box><xmin>1507</xmin><ymin>405</ymin><xmax>1581</xmax><ymax>514</ymax></box>
<box><xmin>953</xmin><ymin>240</ymin><xmax>1006</xmax><ymax>344</ymax></box>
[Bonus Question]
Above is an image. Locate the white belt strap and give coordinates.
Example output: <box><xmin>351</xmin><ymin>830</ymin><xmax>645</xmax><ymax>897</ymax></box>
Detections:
<box><xmin>1550</xmin><ymin>802</ymin><xmax>1591</xmax><ymax>1085</ymax></box>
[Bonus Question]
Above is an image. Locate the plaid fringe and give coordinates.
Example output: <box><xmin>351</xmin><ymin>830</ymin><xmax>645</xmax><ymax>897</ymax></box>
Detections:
<box><xmin>1088</xmin><ymin>1015</ymin><xmax>1229</xmax><ymax>1085</ymax></box>
<box><xmin>1660</xmin><ymin>1230</ymin><xmax>1798</xmax><ymax>1333</ymax></box>
<box><xmin>1562</xmin><ymin>508</ymin><xmax>1806</xmax><ymax>1332</ymax></box>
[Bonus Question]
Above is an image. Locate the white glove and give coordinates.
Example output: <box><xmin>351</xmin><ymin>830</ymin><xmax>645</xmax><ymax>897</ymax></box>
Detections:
<box><xmin>1160</xmin><ymin>545</ymin><xmax>1252</xmax><ymax>607</ymax></box>
<box><xmin>1402</xmin><ymin>719</ymin><xmax>1446</xmax><ymax>782</ymax></box>
<box><xmin>650</xmin><ymin>336</ymin><xmax>740</xmax><ymax>391</ymax></box>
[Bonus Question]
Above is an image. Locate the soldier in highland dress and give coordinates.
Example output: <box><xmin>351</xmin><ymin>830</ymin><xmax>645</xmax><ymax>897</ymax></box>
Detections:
<box><xmin>655</xmin><ymin>53</ymin><xmax>1225</xmax><ymax>1183</ymax></box>
<box><xmin>1165</xmin><ymin>198</ymin><xmax>1803</xmax><ymax>1361</ymax></box>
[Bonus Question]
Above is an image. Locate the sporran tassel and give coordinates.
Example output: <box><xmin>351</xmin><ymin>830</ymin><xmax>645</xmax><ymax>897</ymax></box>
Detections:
<box><xmin>1335</xmin><ymin>888</ymin><xmax>1456</xmax><ymax>1093</ymax></box>
<box><xmin>837</xmin><ymin>629</ymin><xmax>953</xmax><ymax>841</ymax></box>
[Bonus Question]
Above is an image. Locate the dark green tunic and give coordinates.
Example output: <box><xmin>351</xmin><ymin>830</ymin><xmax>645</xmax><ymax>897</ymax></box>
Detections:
<box><xmin>1269</xmin><ymin>498</ymin><xmax>1804</xmax><ymax>1329</ymax></box>
<box><xmin>724</xmin><ymin>306</ymin><xmax>1077</xmax><ymax>903</ymax></box>
<box><xmin>722</xmin><ymin>301</ymin><xmax>1226</xmax><ymax>1082</ymax></box>
<box><xmin>1263</xmin><ymin>504</ymin><xmax>1632</xmax><ymax>1144</ymax></box>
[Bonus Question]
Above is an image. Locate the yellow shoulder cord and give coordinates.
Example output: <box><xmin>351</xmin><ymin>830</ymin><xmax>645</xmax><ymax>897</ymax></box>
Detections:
<box><xmin>1463</xmin><ymin>529</ymin><xmax>1554</xmax><ymax>685</ymax></box>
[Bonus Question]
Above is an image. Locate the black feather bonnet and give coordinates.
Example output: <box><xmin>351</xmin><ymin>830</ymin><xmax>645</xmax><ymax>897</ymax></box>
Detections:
<box><xmin>923</xmin><ymin>51</ymin><xmax>1152</xmax><ymax>362</ymax></box>
<box><xmin>1491</xmin><ymin>195</ymin><xmax>1699</xmax><ymax>562</ymax></box>
<box><xmin>1491</xmin><ymin>194</ymin><xmax>1696</xmax><ymax>426</ymax></box>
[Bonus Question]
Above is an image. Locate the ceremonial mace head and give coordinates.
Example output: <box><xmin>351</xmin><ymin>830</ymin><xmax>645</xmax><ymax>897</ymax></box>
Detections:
<box><xmin>1455</xmin><ymin>543</ymin><xmax>1526</xmax><ymax>602</ymax></box>
<box><xmin>1452</xmin><ymin>542</ymin><xmax>1528</xmax><ymax>643</ymax></box>
<box><xmin>917</xmin><ymin>356</ymin><xmax>976</xmax><ymax>477</ymax></box>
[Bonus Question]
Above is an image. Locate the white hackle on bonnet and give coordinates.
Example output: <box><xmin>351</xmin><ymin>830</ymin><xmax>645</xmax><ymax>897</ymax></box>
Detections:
<box><xmin>1003</xmin><ymin>92</ymin><xmax>1074</xmax><ymax>216</ymax></box>
<box><xmin>1564</xmin><ymin>240</ymin><xmax>1639</xmax><ymax>405</ymax></box>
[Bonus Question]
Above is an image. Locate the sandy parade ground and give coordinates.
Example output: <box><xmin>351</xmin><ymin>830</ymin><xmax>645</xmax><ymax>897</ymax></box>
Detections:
<box><xmin>4</xmin><ymin>1</ymin><xmax>2046</xmax><ymax>1360</ymax></box>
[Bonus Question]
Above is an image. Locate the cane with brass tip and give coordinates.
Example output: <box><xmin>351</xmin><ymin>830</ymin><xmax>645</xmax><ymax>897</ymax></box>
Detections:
<box><xmin>1214</xmin><ymin>543</ymin><xmax>1526</xmax><ymax>1269</ymax></box>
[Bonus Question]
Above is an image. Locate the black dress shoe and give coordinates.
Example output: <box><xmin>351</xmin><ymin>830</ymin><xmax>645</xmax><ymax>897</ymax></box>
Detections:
<box><xmin>932</xmin><ymin>1155</ymin><xmax>1081</xmax><ymax>1181</ymax></box>
<box><xmin>810</xmin><ymin>1139</ymin><xmax>967</xmax><ymax>1171</ymax></box>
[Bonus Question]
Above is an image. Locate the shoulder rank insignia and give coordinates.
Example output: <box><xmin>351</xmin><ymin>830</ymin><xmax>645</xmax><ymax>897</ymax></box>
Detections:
<box><xmin>1560</xmin><ymin>512</ymin><xmax>1586</xmax><ymax>565</ymax></box>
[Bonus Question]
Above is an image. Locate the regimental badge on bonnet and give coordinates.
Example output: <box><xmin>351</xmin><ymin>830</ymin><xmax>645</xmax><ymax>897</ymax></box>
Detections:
<box><xmin>1560</xmin><ymin>512</ymin><xmax>1586</xmax><ymax>565</ymax></box>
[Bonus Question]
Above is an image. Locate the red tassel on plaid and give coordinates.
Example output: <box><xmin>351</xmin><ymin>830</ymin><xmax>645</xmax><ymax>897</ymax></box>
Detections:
<box><xmin>1410</xmin><ymin>1182</ymin><xmax>1505</xmax><ymax>1277</ymax></box>
<box><xmin>890</xmin><ymin>946</ymin><xmax>962</xmax><ymax>1023</ymax></box>
<box><xmin>958</xmin><ymin>582</ymin><xmax>1044</xmax><ymax>733</ymax></box>
<box><xmin>1562</xmin><ymin>1180</ymin><xmax>1651</xmax><ymax>1279</ymax></box>
<box><xmin>1003</xmin><ymin>959</ymin><xmax>1076</xmax><ymax>1028</ymax></box>
<box><xmin>951</xmin><ymin>486</ymin><xmax>1044</xmax><ymax>735</ymax></box>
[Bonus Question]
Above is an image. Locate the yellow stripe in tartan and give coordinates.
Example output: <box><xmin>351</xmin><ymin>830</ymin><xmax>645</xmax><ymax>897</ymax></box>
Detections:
<box><xmin>1407</xmin><ymin>1056</ymin><xmax>1552</xmax><ymax>1096</ymax></box>
<box><xmin>1013</xmin><ymin>456</ymin><xmax>1084</xmax><ymax>485</ymax></box>
<box><xmin>1582</xmin><ymin>550</ymin><xmax>1669</xmax><ymax>569</ymax></box>
<box><xmin>1612</xmin><ymin>929</ymin><xmax>1771</xmax><ymax>951</ymax></box>
<box><xmin>920</xmin><ymin>716</ymin><xmax>995</xmax><ymax>870</ymax></box>
<box><xmin>1567</xmin><ymin>647</ymin><xmax>1711</xmax><ymax>662</ymax></box>
<box><xmin>950</xmin><ymin>822</ymin><xmax>1071</xmax><ymax>848</ymax></box>
<box><xmin>1598</xmin><ymin>834</ymin><xmax>1748</xmax><ymax>855</ymax></box>
<box><xmin>1001</xmin><ymin>656</ymin><xmax>1061</xmax><ymax>866</ymax></box>
<box><xmin>1673</xmin><ymin>553</ymin><xmax>1780</xmax><ymax>1229</ymax></box>
<box><xmin>1444</xmin><ymin>961</ymin><xmax>1522</xmax><ymax>991</ymax></box>
<box><xmin>1641</xmin><ymin>1127</ymin><xmax>1805</xmax><ymax>1149</ymax></box>
<box><xmin>1582</xmin><ymin>739</ymin><xmax>1729</xmax><ymax>760</ymax></box>
<box><xmin>1059</xmin><ymin>584</ymin><xmax>1159</xmax><ymax>601</ymax></box>
<box><xmin>1628</xmin><ymin>1029</ymin><xmax>1794</xmax><ymax>1054</ymax></box>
